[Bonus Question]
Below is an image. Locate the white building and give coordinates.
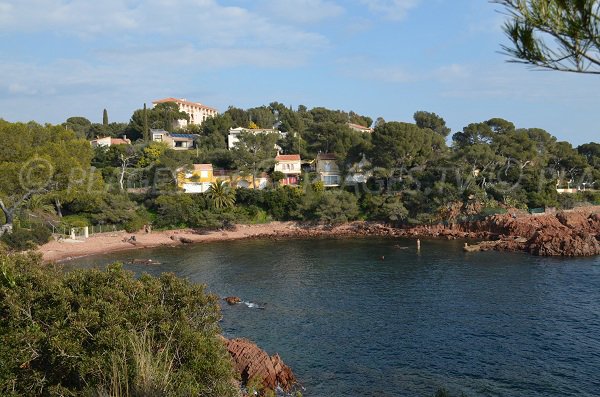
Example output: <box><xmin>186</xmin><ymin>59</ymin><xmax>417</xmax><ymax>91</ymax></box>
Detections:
<box><xmin>347</xmin><ymin>122</ymin><xmax>374</xmax><ymax>134</ymax></box>
<box><xmin>152</xmin><ymin>97</ymin><xmax>218</xmax><ymax>128</ymax></box>
<box><xmin>228</xmin><ymin>127</ymin><xmax>282</xmax><ymax>150</ymax></box>
<box><xmin>90</xmin><ymin>136</ymin><xmax>131</xmax><ymax>148</ymax></box>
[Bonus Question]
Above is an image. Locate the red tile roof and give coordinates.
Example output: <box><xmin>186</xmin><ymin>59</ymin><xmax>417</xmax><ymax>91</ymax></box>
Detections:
<box><xmin>276</xmin><ymin>154</ymin><xmax>301</xmax><ymax>161</ymax></box>
<box><xmin>347</xmin><ymin>122</ymin><xmax>374</xmax><ymax>132</ymax></box>
<box><xmin>110</xmin><ymin>138</ymin><xmax>131</xmax><ymax>145</ymax></box>
<box><xmin>193</xmin><ymin>164</ymin><xmax>213</xmax><ymax>171</ymax></box>
<box><xmin>152</xmin><ymin>97</ymin><xmax>218</xmax><ymax>112</ymax></box>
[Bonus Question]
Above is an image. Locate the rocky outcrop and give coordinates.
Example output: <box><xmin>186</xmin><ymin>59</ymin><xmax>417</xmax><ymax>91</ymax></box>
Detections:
<box><xmin>224</xmin><ymin>296</ymin><xmax>241</xmax><ymax>305</ymax></box>
<box><xmin>527</xmin><ymin>228</ymin><xmax>600</xmax><ymax>256</ymax></box>
<box><xmin>457</xmin><ymin>209</ymin><xmax>600</xmax><ymax>256</ymax></box>
<box><xmin>224</xmin><ymin>338</ymin><xmax>297</xmax><ymax>394</ymax></box>
<box><xmin>235</xmin><ymin>207</ymin><xmax>599</xmax><ymax>256</ymax></box>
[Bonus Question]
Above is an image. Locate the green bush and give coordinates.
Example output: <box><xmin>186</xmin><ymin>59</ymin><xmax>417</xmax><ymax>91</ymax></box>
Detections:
<box><xmin>0</xmin><ymin>224</ymin><xmax>52</xmax><ymax>251</ymax></box>
<box><xmin>124</xmin><ymin>208</ymin><xmax>152</xmax><ymax>233</ymax></box>
<box><xmin>314</xmin><ymin>190</ymin><xmax>359</xmax><ymax>224</ymax></box>
<box><xmin>60</xmin><ymin>214</ymin><xmax>91</xmax><ymax>228</ymax></box>
<box><xmin>153</xmin><ymin>194</ymin><xmax>196</xmax><ymax>228</ymax></box>
<box><xmin>0</xmin><ymin>253</ymin><xmax>238</xmax><ymax>397</ymax></box>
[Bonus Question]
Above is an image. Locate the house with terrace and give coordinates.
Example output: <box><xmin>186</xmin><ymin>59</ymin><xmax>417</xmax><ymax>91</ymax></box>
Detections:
<box><xmin>151</xmin><ymin>129</ymin><xmax>198</xmax><ymax>150</ymax></box>
<box><xmin>228</xmin><ymin>127</ymin><xmax>282</xmax><ymax>150</ymax></box>
<box><xmin>274</xmin><ymin>153</ymin><xmax>302</xmax><ymax>186</ymax></box>
<box><xmin>315</xmin><ymin>153</ymin><xmax>341</xmax><ymax>187</ymax></box>
<box><xmin>178</xmin><ymin>164</ymin><xmax>214</xmax><ymax>193</ymax></box>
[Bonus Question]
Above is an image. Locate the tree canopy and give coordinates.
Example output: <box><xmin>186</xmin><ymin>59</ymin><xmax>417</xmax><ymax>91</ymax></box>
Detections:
<box><xmin>495</xmin><ymin>0</ymin><xmax>600</xmax><ymax>74</ymax></box>
<box><xmin>0</xmin><ymin>121</ymin><xmax>96</xmax><ymax>230</ymax></box>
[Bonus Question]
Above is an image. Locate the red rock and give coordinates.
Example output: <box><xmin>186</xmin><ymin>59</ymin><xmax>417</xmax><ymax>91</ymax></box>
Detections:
<box><xmin>224</xmin><ymin>296</ymin><xmax>241</xmax><ymax>305</ymax></box>
<box><xmin>224</xmin><ymin>338</ymin><xmax>297</xmax><ymax>393</ymax></box>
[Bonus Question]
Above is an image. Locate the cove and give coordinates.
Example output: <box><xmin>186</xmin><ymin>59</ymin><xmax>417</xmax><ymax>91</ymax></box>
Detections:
<box><xmin>69</xmin><ymin>237</ymin><xmax>600</xmax><ymax>397</ymax></box>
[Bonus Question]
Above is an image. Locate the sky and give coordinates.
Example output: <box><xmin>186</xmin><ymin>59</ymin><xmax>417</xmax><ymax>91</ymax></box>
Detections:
<box><xmin>0</xmin><ymin>0</ymin><xmax>598</xmax><ymax>145</ymax></box>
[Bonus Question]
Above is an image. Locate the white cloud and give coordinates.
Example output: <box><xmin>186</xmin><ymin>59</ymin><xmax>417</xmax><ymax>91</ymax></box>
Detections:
<box><xmin>358</xmin><ymin>0</ymin><xmax>421</xmax><ymax>21</ymax></box>
<box><xmin>0</xmin><ymin>0</ymin><xmax>328</xmax><ymax>49</ymax></box>
<box><xmin>97</xmin><ymin>44</ymin><xmax>311</xmax><ymax>69</ymax></box>
<box><xmin>337</xmin><ymin>57</ymin><xmax>470</xmax><ymax>84</ymax></box>
<box><xmin>433</xmin><ymin>64</ymin><xmax>470</xmax><ymax>83</ymax></box>
<box><xmin>0</xmin><ymin>0</ymin><xmax>329</xmax><ymax>106</ymax></box>
<box><xmin>257</xmin><ymin>0</ymin><xmax>344</xmax><ymax>23</ymax></box>
<box><xmin>437</xmin><ymin>62</ymin><xmax>598</xmax><ymax>102</ymax></box>
<box><xmin>336</xmin><ymin>56</ymin><xmax>417</xmax><ymax>82</ymax></box>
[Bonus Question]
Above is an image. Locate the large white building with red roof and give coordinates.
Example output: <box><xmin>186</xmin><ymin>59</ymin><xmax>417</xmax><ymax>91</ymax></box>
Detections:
<box><xmin>152</xmin><ymin>97</ymin><xmax>218</xmax><ymax>128</ymax></box>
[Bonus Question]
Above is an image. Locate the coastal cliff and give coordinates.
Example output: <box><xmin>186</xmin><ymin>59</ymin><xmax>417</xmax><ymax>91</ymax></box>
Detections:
<box><xmin>244</xmin><ymin>207</ymin><xmax>600</xmax><ymax>257</ymax></box>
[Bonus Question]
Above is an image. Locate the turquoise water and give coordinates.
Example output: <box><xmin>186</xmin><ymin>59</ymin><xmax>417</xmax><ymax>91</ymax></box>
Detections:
<box><xmin>70</xmin><ymin>237</ymin><xmax>600</xmax><ymax>397</ymax></box>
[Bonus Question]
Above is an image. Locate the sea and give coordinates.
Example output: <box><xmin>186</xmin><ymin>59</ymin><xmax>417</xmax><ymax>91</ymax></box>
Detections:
<box><xmin>69</xmin><ymin>237</ymin><xmax>600</xmax><ymax>397</ymax></box>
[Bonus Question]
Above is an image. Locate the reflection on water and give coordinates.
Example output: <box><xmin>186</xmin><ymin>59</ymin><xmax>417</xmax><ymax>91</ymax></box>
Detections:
<box><xmin>70</xmin><ymin>238</ymin><xmax>600</xmax><ymax>397</ymax></box>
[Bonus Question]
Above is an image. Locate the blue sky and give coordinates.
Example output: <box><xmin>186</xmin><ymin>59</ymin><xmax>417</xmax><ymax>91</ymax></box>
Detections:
<box><xmin>0</xmin><ymin>0</ymin><xmax>598</xmax><ymax>145</ymax></box>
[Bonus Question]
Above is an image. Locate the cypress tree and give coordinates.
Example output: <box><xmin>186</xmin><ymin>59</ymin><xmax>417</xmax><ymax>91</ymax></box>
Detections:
<box><xmin>102</xmin><ymin>108</ymin><xmax>108</xmax><ymax>126</ymax></box>
<box><xmin>142</xmin><ymin>103</ymin><xmax>149</xmax><ymax>142</ymax></box>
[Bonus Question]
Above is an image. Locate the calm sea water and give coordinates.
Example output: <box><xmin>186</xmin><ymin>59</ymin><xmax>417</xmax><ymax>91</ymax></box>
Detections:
<box><xmin>69</xmin><ymin>237</ymin><xmax>600</xmax><ymax>397</ymax></box>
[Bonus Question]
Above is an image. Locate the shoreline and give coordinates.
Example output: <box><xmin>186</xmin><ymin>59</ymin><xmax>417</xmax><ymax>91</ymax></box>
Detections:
<box><xmin>41</xmin><ymin>221</ymin><xmax>440</xmax><ymax>264</ymax></box>
<box><xmin>40</xmin><ymin>222</ymin><xmax>304</xmax><ymax>263</ymax></box>
<box><xmin>38</xmin><ymin>206</ymin><xmax>600</xmax><ymax>262</ymax></box>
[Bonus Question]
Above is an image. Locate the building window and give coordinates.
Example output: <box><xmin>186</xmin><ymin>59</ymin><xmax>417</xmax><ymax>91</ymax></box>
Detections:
<box><xmin>323</xmin><ymin>175</ymin><xmax>339</xmax><ymax>185</ymax></box>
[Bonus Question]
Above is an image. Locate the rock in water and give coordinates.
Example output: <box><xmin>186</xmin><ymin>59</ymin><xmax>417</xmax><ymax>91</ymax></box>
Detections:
<box><xmin>224</xmin><ymin>296</ymin><xmax>241</xmax><ymax>305</ymax></box>
<box><xmin>224</xmin><ymin>338</ymin><xmax>297</xmax><ymax>393</ymax></box>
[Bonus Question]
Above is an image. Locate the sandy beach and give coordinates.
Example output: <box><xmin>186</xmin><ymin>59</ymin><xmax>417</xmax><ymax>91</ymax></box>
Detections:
<box><xmin>39</xmin><ymin>222</ymin><xmax>304</xmax><ymax>263</ymax></box>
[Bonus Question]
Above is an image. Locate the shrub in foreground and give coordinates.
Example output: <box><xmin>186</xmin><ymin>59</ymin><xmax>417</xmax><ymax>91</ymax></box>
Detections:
<box><xmin>0</xmin><ymin>224</ymin><xmax>52</xmax><ymax>251</ymax></box>
<box><xmin>0</xmin><ymin>253</ymin><xmax>237</xmax><ymax>397</ymax></box>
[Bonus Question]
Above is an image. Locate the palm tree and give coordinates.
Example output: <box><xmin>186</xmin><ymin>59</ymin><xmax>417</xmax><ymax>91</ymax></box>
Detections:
<box><xmin>206</xmin><ymin>181</ymin><xmax>235</xmax><ymax>209</ymax></box>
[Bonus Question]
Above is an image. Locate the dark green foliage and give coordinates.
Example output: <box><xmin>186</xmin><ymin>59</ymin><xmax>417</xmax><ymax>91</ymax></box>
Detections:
<box><xmin>225</xmin><ymin>106</ymin><xmax>250</xmax><ymax>128</ymax></box>
<box><xmin>262</xmin><ymin>187</ymin><xmax>302</xmax><ymax>220</ymax></box>
<box><xmin>235</xmin><ymin>188</ymin><xmax>266</xmax><ymax>208</ymax></box>
<box><xmin>143</xmin><ymin>103</ymin><xmax>149</xmax><ymax>142</ymax></box>
<box><xmin>194</xmin><ymin>113</ymin><xmax>232</xmax><ymax>150</ymax></box>
<box><xmin>206</xmin><ymin>181</ymin><xmax>236</xmax><ymax>209</ymax></box>
<box><xmin>153</xmin><ymin>194</ymin><xmax>198</xmax><ymax>228</ymax></box>
<box><xmin>151</xmin><ymin>194</ymin><xmax>234</xmax><ymax>229</ymax></box>
<box><xmin>0</xmin><ymin>224</ymin><xmax>52</xmax><ymax>251</ymax></box>
<box><xmin>371</xmin><ymin>121</ymin><xmax>446</xmax><ymax>170</ymax></box>
<box><xmin>127</xmin><ymin>102</ymin><xmax>189</xmax><ymax>139</ymax></box>
<box><xmin>123</xmin><ymin>208</ymin><xmax>152</xmax><ymax>233</ymax></box>
<box><xmin>63</xmin><ymin>116</ymin><xmax>92</xmax><ymax>138</ymax></box>
<box><xmin>248</xmin><ymin>106</ymin><xmax>276</xmax><ymax>128</ymax></box>
<box><xmin>270</xmin><ymin>170</ymin><xmax>285</xmax><ymax>185</ymax></box>
<box><xmin>361</xmin><ymin>194</ymin><xmax>408</xmax><ymax>224</ymax></box>
<box><xmin>0</xmin><ymin>253</ymin><xmax>237</xmax><ymax>397</ymax></box>
<box><xmin>314</xmin><ymin>190</ymin><xmax>359</xmax><ymax>224</ymax></box>
<box><xmin>413</xmin><ymin>110</ymin><xmax>451</xmax><ymax>137</ymax></box>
